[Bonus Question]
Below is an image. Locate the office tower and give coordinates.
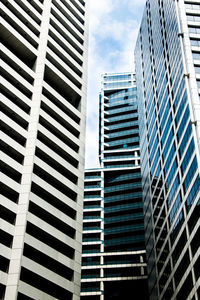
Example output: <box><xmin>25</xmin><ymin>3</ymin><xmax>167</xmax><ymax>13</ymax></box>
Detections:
<box><xmin>1</xmin><ymin>0</ymin><xmax>88</xmax><ymax>299</ymax></box>
<box><xmin>81</xmin><ymin>73</ymin><xmax>148</xmax><ymax>300</ymax></box>
<box><xmin>135</xmin><ymin>0</ymin><xmax>200</xmax><ymax>299</ymax></box>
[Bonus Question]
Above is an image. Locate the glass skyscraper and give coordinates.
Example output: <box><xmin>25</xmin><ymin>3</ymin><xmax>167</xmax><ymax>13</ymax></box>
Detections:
<box><xmin>135</xmin><ymin>0</ymin><xmax>200</xmax><ymax>299</ymax></box>
<box><xmin>81</xmin><ymin>73</ymin><xmax>148</xmax><ymax>300</ymax></box>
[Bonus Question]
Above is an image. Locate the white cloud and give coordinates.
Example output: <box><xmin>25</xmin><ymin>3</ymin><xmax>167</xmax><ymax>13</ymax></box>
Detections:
<box><xmin>128</xmin><ymin>0</ymin><xmax>146</xmax><ymax>8</ymax></box>
<box><xmin>88</xmin><ymin>0</ymin><xmax>114</xmax><ymax>33</ymax></box>
<box><xmin>89</xmin><ymin>0</ymin><xmax>114</xmax><ymax>14</ymax></box>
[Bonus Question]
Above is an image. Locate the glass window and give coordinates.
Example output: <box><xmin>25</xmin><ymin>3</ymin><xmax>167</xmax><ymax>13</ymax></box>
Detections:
<box><xmin>181</xmin><ymin>139</ymin><xmax>195</xmax><ymax>176</ymax></box>
<box><xmin>187</xmin><ymin>15</ymin><xmax>200</xmax><ymax>22</ymax></box>
<box><xmin>194</xmin><ymin>66</ymin><xmax>200</xmax><ymax>73</ymax></box>
<box><xmin>169</xmin><ymin>191</ymin><xmax>182</xmax><ymax>223</ymax></box>
<box><xmin>164</xmin><ymin>143</ymin><xmax>175</xmax><ymax>176</ymax></box>
<box><xmin>179</xmin><ymin>125</ymin><xmax>192</xmax><ymax>159</ymax></box>
<box><xmin>173</xmin><ymin>78</ymin><xmax>185</xmax><ymax>112</ymax></box>
<box><xmin>196</xmin><ymin>80</ymin><xmax>200</xmax><ymax>88</ymax></box>
<box><xmin>167</xmin><ymin>175</ymin><xmax>180</xmax><ymax>207</ymax></box>
<box><xmin>192</xmin><ymin>52</ymin><xmax>200</xmax><ymax>60</ymax></box>
<box><xmin>167</xmin><ymin>158</ymin><xmax>178</xmax><ymax>187</ymax></box>
<box><xmin>186</xmin><ymin>175</ymin><xmax>200</xmax><ymax>210</ymax></box>
<box><xmin>183</xmin><ymin>156</ymin><xmax>198</xmax><ymax>194</ymax></box>
<box><xmin>186</xmin><ymin>4</ymin><xmax>200</xmax><ymax>10</ymax></box>
<box><xmin>190</xmin><ymin>39</ymin><xmax>200</xmax><ymax>47</ymax></box>
<box><xmin>177</xmin><ymin>106</ymin><xmax>190</xmax><ymax>142</ymax></box>
<box><xmin>175</xmin><ymin>90</ymin><xmax>187</xmax><ymax>126</ymax></box>
<box><xmin>104</xmin><ymin>74</ymin><xmax>132</xmax><ymax>82</ymax></box>
<box><xmin>161</xmin><ymin>114</ymin><xmax>172</xmax><ymax>146</ymax></box>
<box><xmin>163</xmin><ymin>130</ymin><xmax>174</xmax><ymax>160</ymax></box>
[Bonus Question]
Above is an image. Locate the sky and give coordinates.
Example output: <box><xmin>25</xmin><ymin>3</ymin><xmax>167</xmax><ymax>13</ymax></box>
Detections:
<box><xmin>85</xmin><ymin>0</ymin><xmax>146</xmax><ymax>168</ymax></box>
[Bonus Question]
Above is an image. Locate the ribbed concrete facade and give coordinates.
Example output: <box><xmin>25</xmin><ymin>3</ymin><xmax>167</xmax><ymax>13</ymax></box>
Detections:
<box><xmin>0</xmin><ymin>0</ymin><xmax>88</xmax><ymax>299</ymax></box>
<box><xmin>81</xmin><ymin>73</ymin><xmax>148</xmax><ymax>300</ymax></box>
<box><xmin>135</xmin><ymin>0</ymin><xmax>200</xmax><ymax>299</ymax></box>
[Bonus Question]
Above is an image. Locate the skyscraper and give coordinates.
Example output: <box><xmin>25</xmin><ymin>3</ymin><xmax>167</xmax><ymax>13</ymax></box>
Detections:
<box><xmin>81</xmin><ymin>73</ymin><xmax>148</xmax><ymax>300</ymax></box>
<box><xmin>1</xmin><ymin>0</ymin><xmax>88</xmax><ymax>299</ymax></box>
<box><xmin>135</xmin><ymin>0</ymin><xmax>200</xmax><ymax>299</ymax></box>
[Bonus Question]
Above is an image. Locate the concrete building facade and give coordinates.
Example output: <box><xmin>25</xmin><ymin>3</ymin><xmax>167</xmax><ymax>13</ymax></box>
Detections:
<box><xmin>81</xmin><ymin>73</ymin><xmax>148</xmax><ymax>300</ymax></box>
<box><xmin>0</xmin><ymin>0</ymin><xmax>88</xmax><ymax>299</ymax></box>
<box><xmin>135</xmin><ymin>0</ymin><xmax>200</xmax><ymax>299</ymax></box>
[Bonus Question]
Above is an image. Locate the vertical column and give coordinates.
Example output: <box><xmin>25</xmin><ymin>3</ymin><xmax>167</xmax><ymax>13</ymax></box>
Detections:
<box><xmin>4</xmin><ymin>2</ymin><xmax>52</xmax><ymax>299</ymax></box>
<box><xmin>100</xmin><ymin>281</ymin><xmax>104</xmax><ymax>300</ymax></box>
<box><xmin>100</xmin><ymin>169</ymin><xmax>104</xmax><ymax>253</ymax></box>
<box><xmin>177</xmin><ymin>0</ymin><xmax>200</xmax><ymax>172</ymax></box>
<box><xmin>100</xmin><ymin>169</ymin><xmax>104</xmax><ymax>299</ymax></box>
<box><xmin>74</xmin><ymin>2</ymin><xmax>89</xmax><ymax>299</ymax></box>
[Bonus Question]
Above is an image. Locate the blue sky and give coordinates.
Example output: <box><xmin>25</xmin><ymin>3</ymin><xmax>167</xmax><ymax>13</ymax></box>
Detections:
<box><xmin>85</xmin><ymin>0</ymin><xmax>146</xmax><ymax>168</ymax></box>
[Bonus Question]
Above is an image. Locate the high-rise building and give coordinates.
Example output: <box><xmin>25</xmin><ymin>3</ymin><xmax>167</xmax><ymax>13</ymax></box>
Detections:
<box><xmin>135</xmin><ymin>0</ymin><xmax>200</xmax><ymax>299</ymax></box>
<box><xmin>81</xmin><ymin>73</ymin><xmax>149</xmax><ymax>300</ymax></box>
<box><xmin>0</xmin><ymin>0</ymin><xmax>88</xmax><ymax>299</ymax></box>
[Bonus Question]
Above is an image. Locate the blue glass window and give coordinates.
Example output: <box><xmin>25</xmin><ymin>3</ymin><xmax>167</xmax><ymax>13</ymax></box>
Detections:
<box><xmin>150</xmin><ymin>136</ymin><xmax>158</xmax><ymax>163</ymax></box>
<box><xmin>186</xmin><ymin>176</ymin><xmax>200</xmax><ymax>210</ymax></box>
<box><xmin>183</xmin><ymin>157</ymin><xmax>198</xmax><ymax>194</ymax></box>
<box><xmin>149</xmin><ymin>123</ymin><xmax>158</xmax><ymax>150</ymax></box>
<box><xmin>175</xmin><ymin>90</ymin><xmax>187</xmax><ymax>126</ymax></box>
<box><xmin>104</xmin><ymin>82</ymin><xmax>132</xmax><ymax>89</ymax></box>
<box><xmin>146</xmin><ymin>90</ymin><xmax>154</xmax><ymax>112</ymax></box>
<box><xmin>187</xmin><ymin>15</ymin><xmax>200</xmax><ymax>22</ymax></box>
<box><xmin>169</xmin><ymin>192</ymin><xmax>182</xmax><ymax>223</ymax></box>
<box><xmin>186</xmin><ymin>4</ymin><xmax>200</xmax><ymax>9</ymax></box>
<box><xmin>161</xmin><ymin>114</ymin><xmax>172</xmax><ymax>146</ymax></box>
<box><xmin>104</xmin><ymin>74</ymin><xmax>131</xmax><ymax>81</ymax></box>
<box><xmin>155</xmin><ymin>162</ymin><xmax>161</xmax><ymax>178</ymax></box>
<box><xmin>172</xmin><ymin>64</ymin><xmax>183</xmax><ymax>98</ymax></box>
<box><xmin>147</xmin><ymin>99</ymin><xmax>155</xmax><ymax>122</ymax></box>
<box><xmin>173</xmin><ymin>78</ymin><xmax>185</xmax><ymax>111</ymax></box>
<box><xmin>164</xmin><ymin>143</ymin><xmax>176</xmax><ymax>176</ymax></box>
<box><xmin>192</xmin><ymin>52</ymin><xmax>200</xmax><ymax>60</ymax></box>
<box><xmin>163</xmin><ymin>130</ymin><xmax>174</xmax><ymax>160</ymax></box>
<box><xmin>160</xmin><ymin>102</ymin><xmax>170</xmax><ymax>133</ymax></box>
<box><xmin>181</xmin><ymin>139</ymin><xmax>195</xmax><ymax>176</ymax></box>
<box><xmin>157</xmin><ymin>77</ymin><xmax>168</xmax><ymax>106</ymax></box>
<box><xmin>194</xmin><ymin>66</ymin><xmax>200</xmax><ymax>73</ymax></box>
<box><xmin>151</xmin><ymin>149</ymin><xmax>160</xmax><ymax>175</ymax></box>
<box><xmin>177</xmin><ymin>106</ymin><xmax>190</xmax><ymax>142</ymax></box>
<box><xmin>148</xmin><ymin>111</ymin><xmax>156</xmax><ymax>138</ymax></box>
<box><xmin>179</xmin><ymin>124</ymin><xmax>192</xmax><ymax>159</ymax></box>
<box><xmin>196</xmin><ymin>80</ymin><xmax>200</xmax><ymax>89</ymax></box>
<box><xmin>159</xmin><ymin>88</ymin><xmax>169</xmax><ymax>120</ymax></box>
<box><xmin>167</xmin><ymin>158</ymin><xmax>178</xmax><ymax>187</ymax></box>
